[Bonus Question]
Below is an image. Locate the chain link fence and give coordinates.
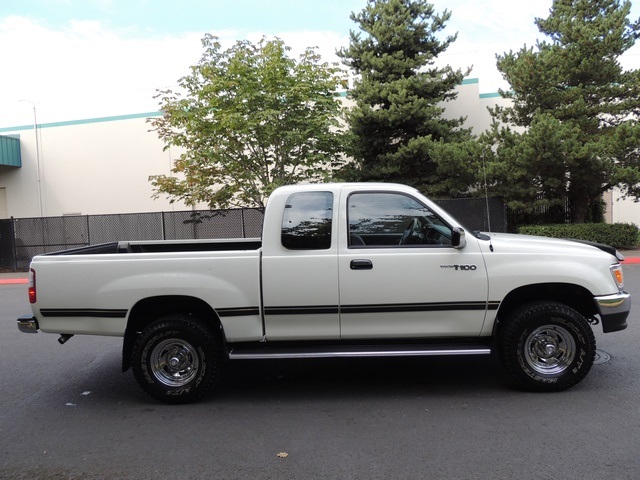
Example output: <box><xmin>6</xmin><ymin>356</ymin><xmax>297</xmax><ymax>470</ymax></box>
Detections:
<box><xmin>434</xmin><ymin>197</ymin><xmax>506</xmax><ymax>234</ymax></box>
<box><xmin>0</xmin><ymin>198</ymin><xmax>504</xmax><ymax>271</ymax></box>
<box><xmin>1</xmin><ymin>208</ymin><xmax>264</xmax><ymax>271</ymax></box>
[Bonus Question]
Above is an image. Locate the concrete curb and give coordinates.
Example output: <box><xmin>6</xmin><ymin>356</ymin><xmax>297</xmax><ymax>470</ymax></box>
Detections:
<box><xmin>0</xmin><ymin>272</ymin><xmax>28</xmax><ymax>285</ymax></box>
<box><xmin>620</xmin><ymin>249</ymin><xmax>640</xmax><ymax>264</ymax></box>
<box><xmin>0</xmin><ymin>278</ymin><xmax>28</xmax><ymax>285</ymax></box>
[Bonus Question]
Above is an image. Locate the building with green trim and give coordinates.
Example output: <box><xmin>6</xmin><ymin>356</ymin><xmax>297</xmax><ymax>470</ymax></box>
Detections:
<box><xmin>0</xmin><ymin>79</ymin><xmax>634</xmax><ymax>223</ymax></box>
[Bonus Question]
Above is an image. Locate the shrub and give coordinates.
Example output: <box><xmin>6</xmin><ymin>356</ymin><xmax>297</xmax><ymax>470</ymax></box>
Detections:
<box><xmin>517</xmin><ymin>223</ymin><xmax>639</xmax><ymax>249</ymax></box>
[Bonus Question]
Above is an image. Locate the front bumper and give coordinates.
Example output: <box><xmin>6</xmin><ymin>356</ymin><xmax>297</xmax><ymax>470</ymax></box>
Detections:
<box><xmin>594</xmin><ymin>291</ymin><xmax>630</xmax><ymax>333</ymax></box>
<box><xmin>17</xmin><ymin>314</ymin><xmax>39</xmax><ymax>333</ymax></box>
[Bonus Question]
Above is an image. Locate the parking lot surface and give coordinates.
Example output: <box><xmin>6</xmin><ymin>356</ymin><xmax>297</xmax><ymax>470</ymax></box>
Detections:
<box><xmin>1</xmin><ymin>266</ymin><xmax>638</xmax><ymax>479</ymax></box>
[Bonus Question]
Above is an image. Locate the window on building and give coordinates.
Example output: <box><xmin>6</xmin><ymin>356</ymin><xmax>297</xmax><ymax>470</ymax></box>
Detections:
<box><xmin>0</xmin><ymin>188</ymin><xmax>7</xmax><ymax>219</ymax></box>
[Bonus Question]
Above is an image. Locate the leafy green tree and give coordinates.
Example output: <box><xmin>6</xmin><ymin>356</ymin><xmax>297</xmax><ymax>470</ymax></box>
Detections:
<box><xmin>150</xmin><ymin>34</ymin><xmax>346</xmax><ymax>208</ymax></box>
<box><xmin>486</xmin><ymin>0</ymin><xmax>640</xmax><ymax>223</ymax></box>
<box><xmin>337</xmin><ymin>0</ymin><xmax>479</xmax><ymax>197</ymax></box>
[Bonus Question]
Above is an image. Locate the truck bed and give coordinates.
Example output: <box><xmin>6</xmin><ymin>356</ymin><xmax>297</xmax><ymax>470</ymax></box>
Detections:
<box><xmin>45</xmin><ymin>238</ymin><xmax>263</xmax><ymax>256</ymax></box>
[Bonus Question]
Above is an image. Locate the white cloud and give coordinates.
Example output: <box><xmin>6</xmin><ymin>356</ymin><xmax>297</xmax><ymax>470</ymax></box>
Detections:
<box><xmin>256</xmin><ymin>30</ymin><xmax>348</xmax><ymax>65</ymax></box>
<box><xmin>0</xmin><ymin>16</ymin><xmax>204</xmax><ymax>125</ymax></box>
<box><xmin>2</xmin><ymin>2</ymin><xmax>640</xmax><ymax>127</ymax></box>
<box><xmin>428</xmin><ymin>0</ymin><xmax>552</xmax><ymax>92</ymax></box>
<box><xmin>432</xmin><ymin>0</ymin><xmax>640</xmax><ymax>93</ymax></box>
<box><xmin>0</xmin><ymin>16</ymin><xmax>349</xmax><ymax>127</ymax></box>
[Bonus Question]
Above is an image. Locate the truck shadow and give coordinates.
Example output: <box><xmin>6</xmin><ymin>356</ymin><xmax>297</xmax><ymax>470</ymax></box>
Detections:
<box><xmin>214</xmin><ymin>354</ymin><xmax>510</xmax><ymax>402</ymax></box>
<box><xmin>29</xmin><ymin>350</ymin><xmax>510</xmax><ymax>407</ymax></box>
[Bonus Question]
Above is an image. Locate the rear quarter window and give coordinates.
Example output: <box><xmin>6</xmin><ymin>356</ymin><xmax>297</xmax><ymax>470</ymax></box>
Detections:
<box><xmin>281</xmin><ymin>192</ymin><xmax>333</xmax><ymax>250</ymax></box>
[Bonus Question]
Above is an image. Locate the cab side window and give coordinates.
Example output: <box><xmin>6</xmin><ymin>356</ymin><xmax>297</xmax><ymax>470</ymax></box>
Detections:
<box><xmin>281</xmin><ymin>192</ymin><xmax>333</xmax><ymax>250</ymax></box>
<box><xmin>348</xmin><ymin>192</ymin><xmax>452</xmax><ymax>247</ymax></box>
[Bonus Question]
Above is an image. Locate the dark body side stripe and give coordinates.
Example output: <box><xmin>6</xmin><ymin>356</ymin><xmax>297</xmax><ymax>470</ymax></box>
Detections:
<box><xmin>40</xmin><ymin>308</ymin><xmax>128</xmax><ymax>318</ymax></box>
<box><xmin>264</xmin><ymin>301</ymin><xmax>499</xmax><ymax>316</ymax></box>
<box><xmin>217</xmin><ymin>307</ymin><xmax>261</xmax><ymax>317</ymax></box>
<box><xmin>41</xmin><ymin>301</ymin><xmax>499</xmax><ymax>320</ymax></box>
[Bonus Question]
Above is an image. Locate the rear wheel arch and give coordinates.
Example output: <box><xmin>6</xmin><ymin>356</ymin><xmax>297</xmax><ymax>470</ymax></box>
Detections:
<box><xmin>122</xmin><ymin>295</ymin><xmax>224</xmax><ymax>372</ymax></box>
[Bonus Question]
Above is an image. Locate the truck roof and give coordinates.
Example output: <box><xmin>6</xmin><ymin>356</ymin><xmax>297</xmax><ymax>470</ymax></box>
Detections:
<box><xmin>270</xmin><ymin>182</ymin><xmax>419</xmax><ymax>196</ymax></box>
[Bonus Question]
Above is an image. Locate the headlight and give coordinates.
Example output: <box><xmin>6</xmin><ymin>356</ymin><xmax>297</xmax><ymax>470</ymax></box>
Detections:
<box><xmin>611</xmin><ymin>264</ymin><xmax>624</xmax><ymax>291</ymax></box>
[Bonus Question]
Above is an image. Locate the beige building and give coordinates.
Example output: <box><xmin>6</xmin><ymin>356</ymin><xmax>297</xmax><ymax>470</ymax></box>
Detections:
<box><xmin>0</xmin><ymin>112</ymin><xmax>186</xmax><ymax>218</ymax></box>
<box><xmin>0</xmin><ymin>78</ymin><xmax>637</xmax><ymax>225</ymax></box>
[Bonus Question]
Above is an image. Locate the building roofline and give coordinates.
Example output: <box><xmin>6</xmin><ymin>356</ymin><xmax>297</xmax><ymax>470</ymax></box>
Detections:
<box><xmin>0</xmin><ymin>111</ymin><xmax>163</xmax><ymax>133</ymax></box>
<box><xmin>0</xmin><ymin>78</ymin><xmax>506</xmax><ymax>133</ymax></box>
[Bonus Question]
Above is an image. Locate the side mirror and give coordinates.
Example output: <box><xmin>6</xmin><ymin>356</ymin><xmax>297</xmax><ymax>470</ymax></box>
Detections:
<box><xmin>451</xmin><ymin>227</ymin><xmax>466</xmax><ymax>249</ymax></box>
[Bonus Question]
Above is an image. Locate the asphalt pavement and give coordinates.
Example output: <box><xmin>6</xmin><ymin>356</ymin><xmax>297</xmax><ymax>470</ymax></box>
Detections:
<box><xmin>0</xmin><ymin>255</ymin><xmax>639</xmax><ymax>479</ymax></box>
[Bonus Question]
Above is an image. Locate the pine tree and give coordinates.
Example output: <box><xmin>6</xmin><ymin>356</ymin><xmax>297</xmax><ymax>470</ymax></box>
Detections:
<box><xmin>337</xmin><ymin>0</ymin><xmax>479</xmax><ymax>197</ymax></box>
<box><xmin>487</xmin><ymin>0</ymin><xmax>640</xmax><ymax>223</ymax></box>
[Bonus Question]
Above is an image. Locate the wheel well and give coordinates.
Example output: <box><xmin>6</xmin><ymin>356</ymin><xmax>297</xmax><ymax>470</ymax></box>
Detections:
<box><xmin>495</xmin><ymin>283</ymin><xmax>597</xmax><ymax>331</ymax></box>
<box><xmin>121</xmin><ymin>295</ymin><xmax>222</xmax><ymax>372</ymax></box>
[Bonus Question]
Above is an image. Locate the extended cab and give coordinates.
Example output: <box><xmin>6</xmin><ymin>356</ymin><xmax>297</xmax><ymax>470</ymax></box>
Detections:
<box><xmin>18</xmin><ymin>183</ymin><xmax>630</xmax><ymax>403</ymax></box>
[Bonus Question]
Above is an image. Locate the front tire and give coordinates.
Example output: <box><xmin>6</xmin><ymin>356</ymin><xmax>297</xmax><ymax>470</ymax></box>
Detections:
<box><xmin>498</xmin><ymin>301</ymin><xmax>596</xmax><ymax>392</ymax></box>
<box><xmin>132</xmin><ymin>315</ymin><xmax>221</xmax><ymax>404</ymax></box>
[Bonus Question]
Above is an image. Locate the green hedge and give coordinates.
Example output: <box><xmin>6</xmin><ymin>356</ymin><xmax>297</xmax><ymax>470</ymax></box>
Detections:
<box><xmin>517</xmin><ymin>223</ymin><xmax>639</xmax><ymax>249</ymax></box>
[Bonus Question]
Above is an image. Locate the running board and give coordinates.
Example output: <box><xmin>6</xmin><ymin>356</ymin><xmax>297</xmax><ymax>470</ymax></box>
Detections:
<box><xmin>228</xmin><ymin>343</ymin><xmax>492</xmax><ymax>360</ymax></box>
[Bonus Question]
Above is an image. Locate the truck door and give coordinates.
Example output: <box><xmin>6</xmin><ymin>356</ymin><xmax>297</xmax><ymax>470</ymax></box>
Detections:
<box><xmin>338</xmin><ymin>191</ymin><xmax>489</xmax><ymax>339</ymax></box>
<box><xmin>261</xmin><ymin>190</ymin><xmax>340</xmax><ymax>340</ymax></box>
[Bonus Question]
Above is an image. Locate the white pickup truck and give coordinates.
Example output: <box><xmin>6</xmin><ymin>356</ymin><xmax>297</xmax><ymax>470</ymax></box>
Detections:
<box><xmin>18</xmin><ymin>183</ymin><xmax>630</xmax><ymax>403</ymax></box>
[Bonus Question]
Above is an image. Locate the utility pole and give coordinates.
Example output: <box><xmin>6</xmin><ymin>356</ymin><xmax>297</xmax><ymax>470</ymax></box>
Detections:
<box><xmin>19</xmin><ymin>100</ymin><xmax>43</xmax><ymax>217</ymax></box>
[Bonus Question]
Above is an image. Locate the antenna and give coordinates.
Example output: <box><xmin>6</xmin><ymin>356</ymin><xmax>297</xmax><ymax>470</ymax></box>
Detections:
<box><xmin>481</xmin><ymin>148</ymin><xmax>494</xmax><ymax>252</ymax></box>
<box><xmin>481</xmin><ymin>148</ymin><xmax>492</xmax><ymax>232</ymax></box>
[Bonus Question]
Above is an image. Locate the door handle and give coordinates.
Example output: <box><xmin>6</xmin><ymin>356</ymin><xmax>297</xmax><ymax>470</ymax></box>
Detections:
<box><xmin>350</xmin><ymin>259</ymin><xmax>373</xmax><ymax>270</ymax></box>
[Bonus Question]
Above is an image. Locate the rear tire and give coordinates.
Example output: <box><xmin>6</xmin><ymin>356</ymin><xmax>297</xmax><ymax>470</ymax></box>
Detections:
<box><xmin>498</xmin><ymin>301</ymin><xmax>596</xmax><ymax>392</ymax></box>
<box><xmin>132</xmin><ymin>315</ymin><xmax>221</xmax><ymax>404</ymax></box>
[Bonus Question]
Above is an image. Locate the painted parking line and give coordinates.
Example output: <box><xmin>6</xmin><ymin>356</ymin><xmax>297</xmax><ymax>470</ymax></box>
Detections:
<box><xmin>0</xmin><ymin>278</ymin><xmax>28</xmax><ymax>285</ymax></box>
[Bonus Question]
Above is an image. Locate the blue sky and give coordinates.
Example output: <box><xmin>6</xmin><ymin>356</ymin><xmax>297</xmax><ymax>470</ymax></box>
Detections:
<box><xmin>0</xmin><ymin>0</ymin><xmax>365</xmax><ymax>37</ymax></box>
<box><xmin>1</xmin><ymin>0</ymin><xmax>639</xmax><ymax>126</ymax></box>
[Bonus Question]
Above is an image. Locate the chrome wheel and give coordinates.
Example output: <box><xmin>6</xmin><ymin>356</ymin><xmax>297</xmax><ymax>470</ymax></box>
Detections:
<box><xmin>132</xmin><ymin>315</ymin><xmax>221</xmax><ymax>403</ymax></box>
<box><xmin>150</xmin><ymin>338</ymin><xmax>200</xmax><ymax>387</ymax></box>
<box><xmin>499</xmin><ymin>302</ymin><xmax>595</xmax><ymax>391</ymax></box>
<box><xmin>523</xmin><ymin>324</ymin><xmax>576</xmax><ymax>375</ymax></box>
